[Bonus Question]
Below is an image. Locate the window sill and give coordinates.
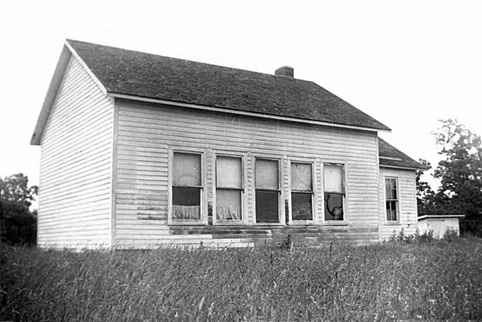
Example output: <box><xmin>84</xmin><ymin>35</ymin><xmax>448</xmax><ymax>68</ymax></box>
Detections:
<box><xmin>289</xmin><ymin>221</ymin><xmax>317</xmax><ymax>226</ymax></box>
<box><xmin>168</xmin><ymin>221</ymin><xmax>207</xmax><ymax>226</ymax></box>
<box><xmin>323</xmin><ymin>221</ymin><xmax>349</xmax><ymax>226</ymax></box>
<box><xmin>385</xmin><ymin>222</ymin><xmax>402</xmax><ymax>226</ymax></box>
<box><xmin>255</xmin><ymin>222</ymin><xmax>286</xmax><ymax>226</ymax></box>
<box><xmin>214</xmin><ymin>221</ymin><xmax>246</xmax><ymax>226</ymax></box>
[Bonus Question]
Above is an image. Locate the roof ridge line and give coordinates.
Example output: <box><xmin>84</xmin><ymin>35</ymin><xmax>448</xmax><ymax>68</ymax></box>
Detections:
<box><xmin>65</xmin><ymin>39</ymin><xmax>307</xmax><ymax>83</ymax></box>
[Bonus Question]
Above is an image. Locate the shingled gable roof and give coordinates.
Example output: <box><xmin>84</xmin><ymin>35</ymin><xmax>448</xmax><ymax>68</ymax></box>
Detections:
<box><xmin>64</xmin><ymin>39</ymin><xmax>390</xmax><ymax>131</ymax></box>
<box><xmin>378</xmin><ymin>138</ymin><xmax>423</xmax><ymax>170</ymax></box>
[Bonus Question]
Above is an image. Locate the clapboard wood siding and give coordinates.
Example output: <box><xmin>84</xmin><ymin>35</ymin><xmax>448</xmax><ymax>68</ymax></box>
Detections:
<box><xmin>379</xmin><ymin>168</ymin><xmax>418</xmax><ymax>240</ymax></box>
<box><xmin>114</xmin><ymin>99</ymin><xmax>381</xmax><ymax>248</ymax></box>
<box><xmin>38</xmin><ymin>56</ymin><xmax>114</xmax><ymax>248</ymax></box>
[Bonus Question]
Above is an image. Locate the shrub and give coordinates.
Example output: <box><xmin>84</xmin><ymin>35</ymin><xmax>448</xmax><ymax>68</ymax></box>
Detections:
<box><xmin>388</xmin><ymin>229</ymin><xmax>435</xmax><ymax>244</ymax></box>
<box><xmin>1</xmin><ymin>203</ymin><xmax>37</xmax><ymax>246</ymax></box>
<box><xmin>460</xmin><ymin>216</ymin><xmax>482</xmax><ymax>237</ymax></box>
<box><xmin>0</xmin><ymin>173</ymin><xmax>38</xmax><ymax>246</ymax></box>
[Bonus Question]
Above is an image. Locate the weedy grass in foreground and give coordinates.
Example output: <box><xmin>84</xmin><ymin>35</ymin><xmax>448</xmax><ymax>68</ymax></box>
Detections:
<box><xmin>1</xmin><ymin>237</ymin><xmax>482</xmax><ymax>321</ymax></box>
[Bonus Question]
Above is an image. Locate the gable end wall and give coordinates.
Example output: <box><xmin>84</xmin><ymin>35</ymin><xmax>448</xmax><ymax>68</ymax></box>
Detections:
<box><xmin>38</xmin><ymin>56</ymin><xmax>114</xmax><ymax>248</ymax></box>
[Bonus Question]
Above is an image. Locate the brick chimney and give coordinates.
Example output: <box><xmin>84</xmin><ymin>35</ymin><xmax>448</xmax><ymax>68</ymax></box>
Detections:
<box><xmin>275</xmin><ymin>66</ymin><xmax>294</xmax><ymax>77</ymax></box>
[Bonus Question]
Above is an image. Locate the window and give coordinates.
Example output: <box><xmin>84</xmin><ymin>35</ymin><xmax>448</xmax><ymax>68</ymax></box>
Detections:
<box><xmin>324</xmin><ymin>164</ymin><xmax>345</xmax><ymax>221</ymax></box>
<box><xmin>172</xmin><ymin>152</ymin><xmax>202</xmax><ymax>222</ymax></box>
<box><xmin>216</xmin><ymin>156</ymin><xmax>243</xmax><ymax>222</ymax></box>
<box><xmin>385</xmin><ymin>177</ymin><xmax>398</xmax><ymax>221</ymax></box>
<box><xmin>291</xmin><ymin>162</ymin><xmax>313</xmax><ymax>221</ymax></box>
<box><xmin>255</xmin><ymin>159</ymin><xmax>280</xmax><ymax>223</ymax></box>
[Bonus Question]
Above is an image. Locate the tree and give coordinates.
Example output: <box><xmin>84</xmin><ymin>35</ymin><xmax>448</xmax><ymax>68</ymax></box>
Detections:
<box><xmin>430</xmin><ymin>119</ymin><xmax>482</xmax><ymax>235</ymax></box>
<box><xmin>0</xmin><ymin>173</ymin><xmax>38</xmax><ymax>245</ymax></box>
<box><xmin>415</xmin><ymin>158</ymin><xmax>434</xmax><ymax>216</ymax></box>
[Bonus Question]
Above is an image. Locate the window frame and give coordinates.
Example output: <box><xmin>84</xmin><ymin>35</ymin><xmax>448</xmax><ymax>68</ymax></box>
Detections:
<box><xmin>384</xmin><ymin>176</ymin><xmax>400</xmax><ymax>223</ymax></box>
<box><xmin>168</xmin><ymin>149</ymin><xmax>207</xmax><ymax>225</ymax></box>
<box><xmin>322</xmin><ymin>163</ymin><xmax>348</xmax><ymax>225</ymax></box>
<box><xmin>254</xmin><ymin>157</ymin><xmax>282</xmax><ymax>225</ymax></box>
<box><xmin>213</xmin><ymin>154</ymin><xmax>245</xmax><ymax>225</ymax></box>
<box><xmin>289</xmin><ymin>161</ymin><xmax>315</xmax><ymax>224</ymax></box>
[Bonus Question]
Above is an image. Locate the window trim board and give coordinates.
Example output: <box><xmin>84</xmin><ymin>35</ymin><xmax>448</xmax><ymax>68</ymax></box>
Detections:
<box><xmin>384</xmin><ymin>176</ymin><xmax>400</xmax><ymax>224</ymax></box>
<box><xmin>322</xmin><ymin>162</ymin><xmax>349</xmax><ymax>225</ymax></box>
<box><xmin>213</xmin><ymin>154</ymin><xmax>246</xmax><ymax>225</ymax></box>
<box><xmin>288</xmin><ymin>160</ymin><xmax>316</xmax><ymax>225</ymax></box>
<box><xmin>168</xmin><ymin>148</ymin><xmax>208</xmax><ymax>225</ymax></box>
<box><xmin>254</xmin><ymin>158</ymin><xmax>283</xmax><ymax>225</ymax></box>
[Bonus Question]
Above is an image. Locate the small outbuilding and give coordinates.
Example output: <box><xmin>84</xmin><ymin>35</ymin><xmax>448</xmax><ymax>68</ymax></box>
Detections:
<box><xmin>417</xmin><ymin>214</ymin><xmax>465</xmax><ymax>238</ymax></box>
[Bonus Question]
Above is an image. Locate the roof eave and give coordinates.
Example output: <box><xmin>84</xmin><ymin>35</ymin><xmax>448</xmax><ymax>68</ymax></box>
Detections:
<box><xmin>30</xmin><ymin>45</ymin><xmax>72</xmax><ymax>145</ymax></box>
<box><xmin>379</xmin><ymin>164</ymin><xmax>422</xmax><ymax>171</ymax></box>
<box><xmin>111</xmin><ymin>93</ymin><xmax>391</xmax><ymax>133</ymax></box>
<box><xmin>418</xmin><ymin>214</ymin><xmax>465</xmax><ymax>220</ymax></box>
<box><xmin>65</xmin><ymin>40</ymin><xmax>108</xmax><ymax>97</ymax></box>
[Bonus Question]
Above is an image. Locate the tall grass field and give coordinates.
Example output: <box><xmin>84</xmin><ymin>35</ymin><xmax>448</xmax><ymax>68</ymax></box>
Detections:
<box><xmin>1</xmin><ymin>236</ymin><xmax>482</xmax><ymax>321</ymax></box>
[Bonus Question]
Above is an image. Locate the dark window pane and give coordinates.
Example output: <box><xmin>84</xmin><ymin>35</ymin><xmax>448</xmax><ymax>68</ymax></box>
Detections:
<box><xmin>172</xmin><ymin>187</ymin><xmax>200</xmax><ymax>220</ymax></box>
<box><xmin>292</xmin><ymin>193</ymin><xmax>313</xmax><ymax>221</ymax></box>
<box><xmin>385</xmin><ymin>178</ymin><xmax>391</xmax><ymax>198</ymax></box>
<box><xmin>385</xmin><ymin>178</ymin><xmax>397</xmax><ymax>200</ymax></box>
<box><xmin>256</xmin><ymin>191</ymin><xmax>279</xmax><ymax>223</ymax></box>
<box><xmin>386</xmin><ymin>201</ymin><xmax>397</xmax><ymax>221</ymax></box>
<box><xmin>324</xmin><ymin>193</ymin><xmax>344</xmax><ymax>220</ymax></box>
<box><xmin>173</xmin><ymin>187</ymin><xmax>200</xmax><ymax>206</ymax></box>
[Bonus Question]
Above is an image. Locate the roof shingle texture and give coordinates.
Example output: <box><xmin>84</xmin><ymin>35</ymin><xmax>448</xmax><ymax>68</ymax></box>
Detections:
<box><xmin>67</xmin><ymin>39</ymin><xmax>390</xmax><ymax>131</ymax></box>
<box><xmin>378</xmin><ymin>138</ymin><xmax>422</xmax><ymax>169</ymax></box>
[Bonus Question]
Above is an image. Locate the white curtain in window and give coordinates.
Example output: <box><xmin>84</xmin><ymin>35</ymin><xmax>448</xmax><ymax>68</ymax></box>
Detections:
<box><xmin>216</xmin><ymin>206</ymin><xmax>242</xmax><ymax>220</ymax></box>
<box><xmin>173</xmin><ymin>205</ymin><xmax>200</xmax><ymax>219</ymax></box>
<box><xmin>216</xmin><ymin>189</ymin><xmax>241</xmax><ymax>220</ymax></box>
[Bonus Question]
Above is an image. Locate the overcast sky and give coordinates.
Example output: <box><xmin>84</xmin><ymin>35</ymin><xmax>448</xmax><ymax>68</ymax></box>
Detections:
<box><xmin>1</xmin><ymin>0</ymin><xmax>481</xmax><ymax>193</ymax></box>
